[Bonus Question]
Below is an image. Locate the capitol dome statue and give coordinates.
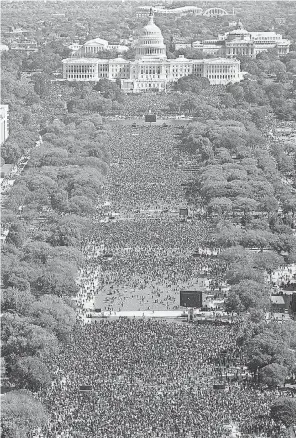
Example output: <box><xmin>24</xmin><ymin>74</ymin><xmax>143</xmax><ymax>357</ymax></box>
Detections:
<box><xmin>135</xmin><ymin>8</ymin><xmax>167</xmax><ymax>59</ymax></box>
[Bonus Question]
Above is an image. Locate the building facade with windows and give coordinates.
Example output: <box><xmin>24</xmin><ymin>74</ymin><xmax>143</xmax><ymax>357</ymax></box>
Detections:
<box><xmin>0</xmin><ymin>105</ymin><xmax>9</xmax><ymax>145</ymax></box>
<box><xmin>70</xmin><ymin>37</ymin><xmax>129</xmax><ymax>57</ymax></box>
<box><xmin>62</xmin><ymin>10</ymin><xmax>244</xmax><ymax>92</ymax></box>
<box><xmin>193</xmin><ymin>21</ymin><xmax>290</xmax><ymax>58</ymax></box>
<box><xmin>136</xmin><ymin>5</ymin><xmax>203</xmax><ymax>18</ymax></box>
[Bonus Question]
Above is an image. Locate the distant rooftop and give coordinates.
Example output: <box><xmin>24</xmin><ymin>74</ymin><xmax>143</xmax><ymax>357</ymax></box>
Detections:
<box><xmin>270</xmin><ymin>295</ymin><xmax>285</xmax><ymax>305</ymax></box>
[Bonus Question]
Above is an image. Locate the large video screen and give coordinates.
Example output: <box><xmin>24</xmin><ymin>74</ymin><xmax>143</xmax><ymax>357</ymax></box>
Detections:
<box><xmin>180</xmin><ymin>290</ymin><xmax>202</xmax><ymax>308</ymax></box>
<box><xmin>145</xmin><ymin>114</ymin><xmax>157</xmax><ymax>123</ymax></box>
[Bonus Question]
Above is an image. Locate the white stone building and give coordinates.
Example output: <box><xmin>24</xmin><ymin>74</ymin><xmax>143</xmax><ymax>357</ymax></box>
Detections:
<box><xmin>193</xmin><ymin>21</ymin><xmax>290</xmax><ymax>58</ymax></box>
<box><xmin>0</xmin><ymin>104</ymin><xmax>9</xmax><ymax>145</ymax></box>
<box><xmin>71</xmin><ymin>37</ymin><xmax>128</xmax><ymax>57</ymax></box>
<box><xmin>62</xmin><ymin>10</ymin><xmax>244</xmax><ymax>92</ymax></box>
<box><xmin>136</xmin><ymin>5</ymin><xmax>203</xmax><ymax>17</ymax></box>
<box><xmin>0</xmin><ymin>44</ymin><xmax>9</xmax><ymax>52</ymax></box>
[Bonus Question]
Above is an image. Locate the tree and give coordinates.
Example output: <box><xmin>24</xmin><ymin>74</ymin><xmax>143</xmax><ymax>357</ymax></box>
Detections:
<box><xmin>29</xmin><ymin>147</ymin><xmax>68</xmax><ymax>167</ymax></box>
<box><xmin>184</xmin><ymin>133</ymin><xmax>213</xmax><ymax>158</ymax></box>
<box><xmin>68</xmin><ymin>195</ymin><xmax>96</xmax><ymax>215</ymax></box>
<box><xmin>227</xmin><ymin>83</ymin><xmax>245</xmax><ymax>102</ymax></box>
<box><xmin>1</xmin><ymin>210</ymin><xmax>18</xmax><ymax>227</ymax></box>
<box><xmin>1</xmin><ymin>141</ymin><xmax>22</xmax><ymax>164</ymax></box>
<box><xmin>51</xmin><ymin>246</ymin><xmax>83</xmax><ymax>267</ymax></box>
<box><xmin>240</xmin><ymin>229</ymin><xmax>276</xmax><ymax>251</ymax></box>
<box><xmin>175</xmin><ymin>75</ymin><xmax>210</xmax><ymax>94</ymax></box>
<box><xmin>280</xmin><ymin>320</ymin><xmax>296</xmax><ymax>350</ymax></box>
<box><xmin>246</xmin><ymin>331</ymin><xmax>295</xmax><ymax>373</ymax></box>
<box><xmin>253</xmin><ymin>252</ymin><xmax>284</xmax><ymax>275</ymax></box>
<box><xmin>23</xmin><ymin>171</ymin><xmax>58</xmax><ymax>193</ymax></box>
<box><xmin>218</xmin><ymin>246</ymin><xmax>249</xmax><ymax>266</ymax></box>
<box><xmin>1</xmin><ymin>254</ymin><xmax>39</xmax><ymax>291</ymax></box>
<box><xmin>30</xmin><ymin>295</ymin><xmax>76</xmax><ymax>340</ymax></box>
<box><xmin>22</xmin><ymin>241</ymin><xmax>53</xmax><ymax>265</ymax></box>
<box><xmin>5</xmin><ymin>222</ymin><xmax>26</xmax><ymax>248</ymax></box>
<box><xmin>242</xmin><ymin>80</ymin><xmax>268</xmax><ymax>105</ymax></box>
<box><xmin>225</xmin><ymin>280</ymin><xmax>270</xmax><ymax>312</ymax></box>
<box><xmin>5</xmin><ymin>184</ymin><xmax>31</xmax><ymax>213</ymax></box>
<box><xmin>11</xmin><ymin>357</ymin><xmax>51</xmax><ymax>392</ymax></box>
<box><xmin>50</xmin><ymin>189</ymin><xmax>69</xmax><ymax>212</ymax></box>
<box><xmin>123</xmin><ymin>47</ymin><xmax>136</xmax><ymax>60</ymax></box>
<box><xmin>93</xmin><ymin>78</ymin><xmax>123</xmax><ymax>101</ymax></box>
<box><xmin>259</xmin><ymin>195</ymin><xmax>278</xmax><ymax>216</ymax></box>
<box><xmin>233</xmin><ymin>197</ymin><xmax>259</xmax><ymax>216</ymax></box>
<box><xmin>220</xmin><ymin>93</ymin><xmax>236</xmax><ymax>108</ymax></box>
<box><xmin>272</xmin><ymin>234</ymin><xmax>296</xmax><ymax>254</ymax></box>
<box><xmin>208</xmin><ymin>197</ymin><xmax>233</xmax><ymax>218</ymax></box>
<box><xmin>1</xmin><ymin>390</ymin><xmax>48</xmax><ymax>437</ymax></box>
<box><xmin>270</xmin><ymin>398</ymin><xmax>296</xmax><ymax>429</ymax></box>
<box><xmin>36</xmin><ymin>259</ymin><xmax>79</xmax><ymax>297</ymax></box>
<box><xmin>287</xmin><ymin>59</ymin><xmax>296</xmax><ymax>74</ymax></box>
<box><xmin>248</xmin><ymin>308</ymin><xmax>266</xmax><ymax>324</ymax></box>
<box><xmin>63</xmin><ymin>167</ymin><xmax>104</xmax><ymax>199</ymax></box>
<box><xmin>79</xmin><ymin>93</ymin><xmax>113</xmax><ymax>114</ymax></box>
<box><xmin>31</xmin><ymin>73</ymin><xmax>51</xmax><ymax>98</ymax></box>
<box><xmin>274</xmin><ymin>100</ymin><xmax>296</xmax><ymax>121</ymax></box>
<box><xmin>47</xmin><ymin>215</ymin><xmax>90</xmax><ymax>247</ymax></box>
<box><xmin>2</xmin><ymin>314</ymin><xmax>59</xmax><ymax>360</ymax></box>
<box><xmin>260</xmin><ymin>363</ymin><xmax>288</xmax><ymax>388</ymax></box>
<box><xmin>212</xmin><ymin>224</ymin><xmax>243</xmax><ymax>248</ymax></box>
<box><xmin>226</xmin><ymin>260</ymin><xmax>264</xmax><ymax>284</ymax></box>
<box><xmin>215</xmin><ymin>148</ymin><xmax>232</xmax><ymax>164</ymax></box>
<box><xmin>1</xmin><ymin>288</ymin><xmax>34</xmax><ymax>317</ymax></box>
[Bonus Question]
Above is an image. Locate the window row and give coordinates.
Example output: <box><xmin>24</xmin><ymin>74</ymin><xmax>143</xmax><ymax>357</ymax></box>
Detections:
<box><xmin>67</xmin><ymin>74</ymin><xmax>95</xmax><ymax>79</ymax></box>
<box><xmin>208</xmin><ymin>74</ymin><xmax>236</xmax><ymax>79</ymax></box>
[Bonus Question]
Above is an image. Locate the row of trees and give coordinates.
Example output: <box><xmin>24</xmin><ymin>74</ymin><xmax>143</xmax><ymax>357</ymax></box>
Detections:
<box><xmin>1</xmin><ymin>47</ymin><xmax>112</xmax><ymax>437</ymax></box>
<box><xmin>1</xmin><ymin>121</ymin><xmax>110</xmax><ymax>436</ymax></box>
<box><xmin>234</xmin><ymin>50</ymin><xmax>296</xmax><ymax>121</ymax></box>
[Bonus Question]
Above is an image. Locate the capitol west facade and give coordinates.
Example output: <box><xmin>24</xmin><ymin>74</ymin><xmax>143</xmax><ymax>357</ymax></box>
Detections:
<box><xmin>62</xmin><ymin>11</ymin><xmax>244</xmax><ymax>92</ymax></box>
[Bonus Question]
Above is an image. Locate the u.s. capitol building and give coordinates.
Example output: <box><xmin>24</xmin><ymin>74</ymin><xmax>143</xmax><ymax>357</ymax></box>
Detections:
<box><xmin>62</xmin><ymin>10</ymin><xmax>244</xmax><ymax>92</ymax></box>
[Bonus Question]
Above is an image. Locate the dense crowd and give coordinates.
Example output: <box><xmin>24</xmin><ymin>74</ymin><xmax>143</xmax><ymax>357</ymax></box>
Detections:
<box><xmin>75</xmin><ymin>124</ymin><xmax>225</xmax><ymax>314</ymax></box>
<box><xmin>118</xmin><ymin>93</ymin><xmax>176</xmax><ymax>117</ymax></box>
<box><xmin>47</xmin><ymin>122</ymin><xmax>292</xmax><ymax>438</ymax></box>
<box><xmin>39</xmin><ymin>320</ymin><xmax>287</xmax><ymax>438</ymax></box>
<box><xmin>117</xmin><ymin>87</ymin><xmax>222</xmax><ymax>118</ymax></box>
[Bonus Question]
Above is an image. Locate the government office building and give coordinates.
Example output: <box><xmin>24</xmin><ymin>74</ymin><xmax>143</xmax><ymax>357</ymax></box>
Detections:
<box><xmin>62</xmin><ymin>11</ymin><xmax>244</xmax><ymax>92</ymax></box>
<box><xmin>193</xmin><ymin>21</ymin><xmax>290</xmax><ymax>57</ymax></box>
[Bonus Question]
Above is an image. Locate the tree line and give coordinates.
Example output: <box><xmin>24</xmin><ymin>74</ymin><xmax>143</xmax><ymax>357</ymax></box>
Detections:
<box><xmin>1</xmin><ymin>49</ymin><xmax>112</xmax><ymax>437</ymax></box>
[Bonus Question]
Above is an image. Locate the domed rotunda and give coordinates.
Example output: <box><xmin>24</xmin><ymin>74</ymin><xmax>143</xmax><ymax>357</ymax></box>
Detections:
<box><xmin>135</xmin><ymin>9</ymin><xmax>166</xmax><ymax>59</ymax></box>
<box><xmin>227</xmin><ymin>20</ymin><xmax>251</xmax><ymax>41</ymax></box>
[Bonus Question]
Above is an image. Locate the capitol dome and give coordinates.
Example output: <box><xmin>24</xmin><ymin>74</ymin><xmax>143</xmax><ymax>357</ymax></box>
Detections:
<box><xmin>228</xmin><ymin>21</ymin><xmax>251</xmax><ymax>40</ymax></box>
<box><xmin>142</xmin><ymin>16</ymin><xmax>162</xmax><ymax>36</ymax></box>
<box><xmin>229</xmin><ymin>28</ymin><xmax>249</xmax><ymax>35</ymax></box>
<box><xmin>135</xmin><ymin>9</ymin><xmax>167</xmax><ymax>60</ymax></box>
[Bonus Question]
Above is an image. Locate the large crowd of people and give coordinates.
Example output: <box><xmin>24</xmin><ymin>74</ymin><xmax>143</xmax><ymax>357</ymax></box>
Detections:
<box><xmin>75</xmin><ymin>123</ymin><xmax>225</xmax><ymax>314</ymax></box>
<box><xmin>118</xmin><ymin>93</ymin><xmax>175</xmax><ymax>117</ymax></box>
<box><xmin>41</xmin><ymin>121</ymin><xmax>292</xmax><ymax>437</ymax></box>
<box><xmin>39</xmin><ymin>320</ymin><xmax>287</xmax><ymax>438</ymax></box>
